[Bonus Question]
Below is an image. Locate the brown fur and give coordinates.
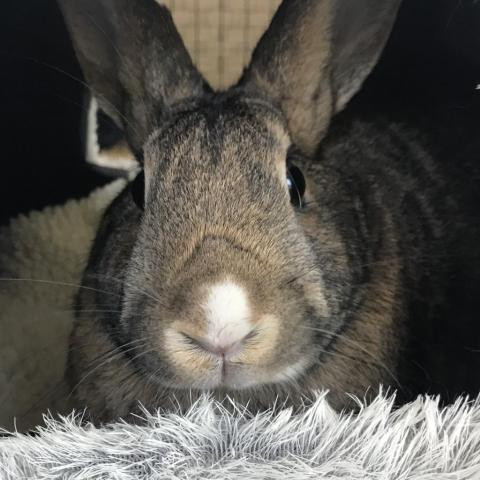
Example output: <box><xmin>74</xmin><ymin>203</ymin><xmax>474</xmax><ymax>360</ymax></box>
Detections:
<box><xmin>58</xmin><ymin>0</ymin><xmax>460</xmax><ymax>424</ymax></box>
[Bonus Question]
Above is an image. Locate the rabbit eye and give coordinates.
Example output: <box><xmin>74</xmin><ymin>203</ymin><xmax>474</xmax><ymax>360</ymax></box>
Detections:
<box><xmin>287</xmin><ymin>163</ymin><xmax>305</xmax><ymax>207</ymax></box>
<box><xmin>131</xmin><ymin>170</ymin><xmax>145</xmax><ymax>209</ymax></box>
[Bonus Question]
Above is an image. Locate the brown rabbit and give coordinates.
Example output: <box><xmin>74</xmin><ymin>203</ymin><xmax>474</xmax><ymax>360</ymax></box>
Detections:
<box><xmin>57</xmin><ymin>0</ymin><xmax>477</xmax><ymax>423</ymax></box>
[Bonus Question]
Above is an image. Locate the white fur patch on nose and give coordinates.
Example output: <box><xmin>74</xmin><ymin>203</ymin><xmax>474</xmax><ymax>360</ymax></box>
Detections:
<box><xmin>202</xmin><ymin>281</ymin><xmax>252</xmax><ymax>348</ymax></box>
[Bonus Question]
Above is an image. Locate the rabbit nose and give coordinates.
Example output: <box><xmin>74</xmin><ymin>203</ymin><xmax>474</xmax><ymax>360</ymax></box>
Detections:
<box><xmin>182</xmin><ymin>331</ymin><xmax>254</xmax><ymax>359</ymax></box>
<box><xmin>198</xmin><ymin>279</ymin><xmax>255</xmax><ymax>358</ymax></box>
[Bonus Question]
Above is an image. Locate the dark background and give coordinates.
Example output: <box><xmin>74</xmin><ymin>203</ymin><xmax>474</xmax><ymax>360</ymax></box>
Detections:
<box><xmin>0</xmin><ymin>0</ymin><xmax>108</xmax><ymax>225</ymax></box>
<box><xmin>0</xmin><ymin>0</ymin><xmax>479</xmax><ymax>400</ymax></box>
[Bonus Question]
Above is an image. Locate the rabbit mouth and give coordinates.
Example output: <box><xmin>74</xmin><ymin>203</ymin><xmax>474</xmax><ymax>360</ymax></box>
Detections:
<box><xmin>154</xmin><ymin>352</ymin><xmax>311</xmax><ymax>392</ymax></box>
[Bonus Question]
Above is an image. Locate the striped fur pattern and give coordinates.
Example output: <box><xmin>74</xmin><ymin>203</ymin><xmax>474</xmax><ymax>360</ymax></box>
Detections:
<box><xmin>56</xmin><ymin>0</ymin><xmax>479</xmax><ymax>423</ymax></box>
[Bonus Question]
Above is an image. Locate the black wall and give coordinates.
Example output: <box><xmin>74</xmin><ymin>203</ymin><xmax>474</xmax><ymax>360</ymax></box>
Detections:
<box><xmin>0</xmin><ymin>0</ymin><xmax>107</xmax><ymax>225</ymax></box>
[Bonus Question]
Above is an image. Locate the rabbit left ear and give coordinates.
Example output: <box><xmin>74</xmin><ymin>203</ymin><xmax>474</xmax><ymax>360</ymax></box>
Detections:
<box><xmin>58</xmin><ymin>0</ymin><xmax>209</xmax><ymax>153</ymax></box>
<box><xmin>240</xmin><ymin>0</ymin><xmax>402</xmax><ymax>155</ymax></box>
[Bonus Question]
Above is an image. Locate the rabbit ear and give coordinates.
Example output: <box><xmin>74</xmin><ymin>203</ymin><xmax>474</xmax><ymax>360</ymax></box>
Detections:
<box><xmin>57</xmin><ymin>0</ymin><xmax>208</xmax><ymax>152</ymax></box>
<box><xmin>240</xmin><ymin>0</ymin><xmax>402</xmax><ymax>155</ymax></box>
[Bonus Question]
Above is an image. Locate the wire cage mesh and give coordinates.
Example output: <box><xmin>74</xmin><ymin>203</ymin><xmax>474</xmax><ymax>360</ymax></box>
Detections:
<box><xmin>160</xmin><ymin>0</ymin><xmax>282</xmax><ymax>89</ymax></box>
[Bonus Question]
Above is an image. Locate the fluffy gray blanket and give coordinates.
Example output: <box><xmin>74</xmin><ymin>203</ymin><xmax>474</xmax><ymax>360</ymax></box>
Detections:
<box><xmin>1</xmin><ymin>393</ymin><xmax>480</xmax><ymax>479</ymax></box>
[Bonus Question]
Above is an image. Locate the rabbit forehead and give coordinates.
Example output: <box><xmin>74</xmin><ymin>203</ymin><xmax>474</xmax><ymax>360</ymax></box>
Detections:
<box><xmin>144</xmin><ymin>96</ymin><xmax>291</xmax><ymax>173</ymax></box>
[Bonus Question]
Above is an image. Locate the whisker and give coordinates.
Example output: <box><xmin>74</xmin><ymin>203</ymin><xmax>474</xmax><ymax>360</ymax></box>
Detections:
<box><xmin>302</xmin><ymin>325</ymin><xmax>402</xmax><ymax>389</ymax></box>
<box><xmin>67</xmin><ymin>340</ymin><xmax>149</xmax><ymax>401</ymax></box>
<box><xmin>10</xmin><ymin>55</ymin><xmax>140</xmax><ymax>138</ymax></box>
<box><xmin>13</xmin><ymin>337</ymin><xmax>150</xmax><ymax>424</ymax></box>
<box><xmin>82</xmin><ymin>9</ymin><xmax>153</xmax><ymax>139</ymax></box>
<box><xmin>0</xmin><ymin>277</ymin><xmax>119</xmax><ymax>298</ymax></box>
<box><xmin>86</xmin><ymin>272</ymin><xmax>165</xmax><ymax>305</ymax></box>
<box><xmin>56</xmin><ymin>309</ymin><xmax>124</xmax><ymax>315</ymax></box>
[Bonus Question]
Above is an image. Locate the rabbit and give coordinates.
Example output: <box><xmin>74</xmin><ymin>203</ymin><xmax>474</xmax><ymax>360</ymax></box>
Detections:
<box><xmin>57</xmin><ymin>0</ymin><xmax>478</xmax><ymax>424</ymax></box>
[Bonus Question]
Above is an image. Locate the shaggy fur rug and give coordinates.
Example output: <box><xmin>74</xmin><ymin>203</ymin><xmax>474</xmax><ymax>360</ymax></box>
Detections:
<box><xmin>2</xmin><ymin>393</ymin><xmax>480</xmax><ymax>479</ymax></box>
<box><xmin>1</xmin><ymin>181</ymin><xmax>480</xmax><ymax>479</ymax></box>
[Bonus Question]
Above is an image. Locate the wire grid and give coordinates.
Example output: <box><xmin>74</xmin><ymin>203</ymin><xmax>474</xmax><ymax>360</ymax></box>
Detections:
<box><xmin>159</xmin><ymin>0</ymin><xmax>282</xmax><ymax>89</ymax></box>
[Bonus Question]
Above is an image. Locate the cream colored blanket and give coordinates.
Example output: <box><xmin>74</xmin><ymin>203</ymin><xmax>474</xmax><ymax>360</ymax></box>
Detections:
<box><xmin>0</xmin><ymin>180</ymin><xmax>126</xmax><ymax>431</ymax></box>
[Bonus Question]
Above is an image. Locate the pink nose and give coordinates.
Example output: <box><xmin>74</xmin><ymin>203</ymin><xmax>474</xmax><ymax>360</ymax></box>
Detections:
<box><xmin>182</xmin><ymin>331</ymin><xmax>254</xmax><ymax>359</ymax></box>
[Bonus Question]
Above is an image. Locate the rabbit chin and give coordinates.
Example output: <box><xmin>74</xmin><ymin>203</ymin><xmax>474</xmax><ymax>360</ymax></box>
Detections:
<box><xmin>189</xmin><ymin>365</ymin><xmax>266</xmax><ymax>391</ymax></box>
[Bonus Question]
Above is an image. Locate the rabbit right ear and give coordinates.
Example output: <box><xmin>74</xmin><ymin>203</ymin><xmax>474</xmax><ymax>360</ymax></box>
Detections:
<box><xmin>240</xmin><ymin>0</ymin><xmax>402</xmax><ymax>155</ymax></box>
<box><xmin>57</xmin><ymin>0</ymin><xmax>208</xmax><ymax>153</ymax></box>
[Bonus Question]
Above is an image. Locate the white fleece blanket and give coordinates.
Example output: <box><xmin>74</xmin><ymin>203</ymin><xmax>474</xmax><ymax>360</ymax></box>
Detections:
<box><xmin>0</xmin><ymin>180</ymin><xmax>126</xmax><ymax>432</ymax></box>
<box><xmin>1</xmin><ymin>182</ymin><xmax>480</xmax><ymax>479</ymax></box>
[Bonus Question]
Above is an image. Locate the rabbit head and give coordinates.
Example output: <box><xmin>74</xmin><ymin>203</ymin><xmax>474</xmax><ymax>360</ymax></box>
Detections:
<box><xmin>59</xmin><ymin>0</ymin><xmax>402</xmax><ymax>416</ymax></box>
